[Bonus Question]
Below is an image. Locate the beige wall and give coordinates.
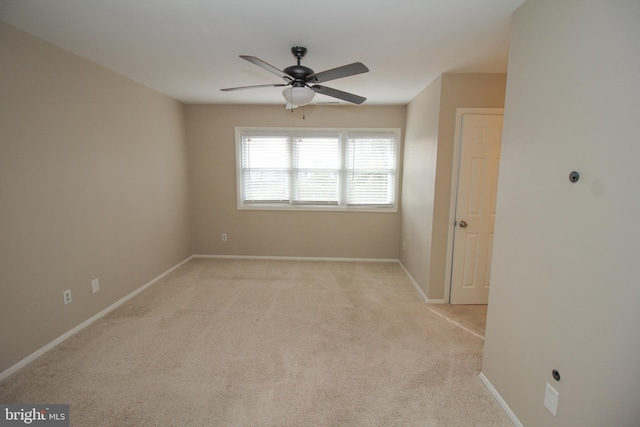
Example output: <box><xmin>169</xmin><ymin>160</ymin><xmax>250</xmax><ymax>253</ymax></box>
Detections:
<box><xmin>400</xmin><ymin>73</ymin><xmax>506</xmax><ymax>299</ymax></box>
<box><xmin>483</xmin><ymin>1</ymin><xmax>640</xmax><ymax>426</ymax></box>
<box><xmin>0</xmin><ymin>23</ymin><xmax>192</xmax><ymax>373</ymax></box>
<box><xmin>185</xmin><ymin>104</ymin><xmax>406</xmax><ymax>259</ymax></box>
<box><xmin>399</xmin><ymin>77</ymin><xmax>441</xmax><ymax>296</ymax></box>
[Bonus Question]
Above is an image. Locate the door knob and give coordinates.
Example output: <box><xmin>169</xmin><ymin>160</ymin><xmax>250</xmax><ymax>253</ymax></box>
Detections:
<box><xmin>459</xmin><ymin>220</ymin><xmax>468</xmax><ymax>228</ymax></box>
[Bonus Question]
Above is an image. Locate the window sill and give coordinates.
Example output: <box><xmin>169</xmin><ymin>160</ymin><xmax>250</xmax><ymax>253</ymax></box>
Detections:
<box><xmin>237</xmin><ymin>204</ymin><xmax>398</xmax><ymax>213</ymax></box>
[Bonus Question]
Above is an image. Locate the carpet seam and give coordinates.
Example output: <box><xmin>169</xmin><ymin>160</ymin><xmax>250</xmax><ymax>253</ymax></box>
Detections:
<box><xmin>426</xmin><ymin>307</ymin><xmax>485</xmax><ymax>340</ymax></box>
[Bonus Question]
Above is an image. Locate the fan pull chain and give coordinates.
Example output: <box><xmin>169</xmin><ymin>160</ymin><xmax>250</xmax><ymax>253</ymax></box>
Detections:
<box><xmin>286</xmin><ymin>104</ymin><xmax>306</xmax><ymax>119</ymax></box>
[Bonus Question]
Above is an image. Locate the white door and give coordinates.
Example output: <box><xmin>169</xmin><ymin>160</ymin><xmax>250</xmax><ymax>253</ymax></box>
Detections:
<box><xmin>449</xmin><ymin>114</ymin><xmax>503</xmax><ymax>304</ymax></box>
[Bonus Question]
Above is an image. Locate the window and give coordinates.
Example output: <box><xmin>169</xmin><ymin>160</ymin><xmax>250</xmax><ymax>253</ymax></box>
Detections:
<box><xmin>236</xmin><ymin>127</ymin><xmax>401</xmax><ymax>211</ymax></box>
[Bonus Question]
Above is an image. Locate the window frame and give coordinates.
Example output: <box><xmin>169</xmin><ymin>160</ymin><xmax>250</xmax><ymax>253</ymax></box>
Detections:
<box><xmin>235</xmin><ymin>127</ymin><xmax>401</xmax><ymax>213</ymax></box>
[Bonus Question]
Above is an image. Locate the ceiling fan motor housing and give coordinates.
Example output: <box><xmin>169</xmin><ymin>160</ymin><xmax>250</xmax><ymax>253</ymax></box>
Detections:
<box><xmin>285</xmin><ymin>47</ymin><xmax>315</xmax><ymax>85</ymax></box>
<box><xmin>283</xmin><ymin>65</ymin><xmax>315</xmax><ymax>84</ymax></box>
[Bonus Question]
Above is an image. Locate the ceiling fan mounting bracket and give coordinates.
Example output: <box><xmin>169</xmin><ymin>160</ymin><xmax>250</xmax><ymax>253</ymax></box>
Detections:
<box><xmin>291</xmin><ymin>46</ymin><xmax>307</xmax><ymax>62</ymax></box>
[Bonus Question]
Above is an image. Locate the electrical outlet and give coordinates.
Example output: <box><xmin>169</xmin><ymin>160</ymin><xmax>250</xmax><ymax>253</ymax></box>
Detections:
<box><xmin>63</xmin><ymin>289</ymin><xmax>72</xmax><ymax>305</ymax></box>
<box><xmin>91</xmin><ymin>278</ymin><xmax>100</xmax><ymax>294</ymax></box>
<box><xmin>402</xmin><ymin>241</ymin><xmax>406</xmax><ymax>251</ymax></box>
<box><xmin>221</xmin><ymin>233</ymin><xmax>228</xmax><ymax>242</ymax></box>
<box><xmin>544</xmin><ymin>383</ymin><xmax>559</xmax><ymax>416</ymax></box>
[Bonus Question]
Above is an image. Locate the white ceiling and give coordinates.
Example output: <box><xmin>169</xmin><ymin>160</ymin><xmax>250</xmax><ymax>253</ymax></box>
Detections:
<box><xmin>0</xmin><ymin>0</ymin><xmax>525</xmax><ymax>105</ymax></box>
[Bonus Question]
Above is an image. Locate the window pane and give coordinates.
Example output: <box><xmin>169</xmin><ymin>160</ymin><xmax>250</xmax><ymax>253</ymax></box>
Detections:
<box><xmin>293</xmin><ymin>136</ymin><xmax>340</xmax><ymax>169</ymax></box>
<box><xmin>294</xmin><ymin>171</ymin><xmax>339</xmax><ymax>203</ymax></box>
<box><xmin>348</xmin><ymin>173</ymin><xmax>394</xmax><ymax>205</ymax></box>
<box><xmin>243</xmin><ymin>170</ymin><xmax>289</xmax><ymax>202</ymax></box>
<box><xmin>347</xmin><ymin>135</ymin><xmax>396</xmax><ymax>169</ymax></box>
<box><xmin>242</xmin><ymin>136</ymin><xmax>290</xmax><ymax>168</ymax></box>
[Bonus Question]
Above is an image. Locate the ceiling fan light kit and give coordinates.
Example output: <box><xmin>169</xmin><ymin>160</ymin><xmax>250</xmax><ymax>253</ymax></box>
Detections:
<box><xmin>282</xmin><ymin>86</ymin><xmax>315</xmax><ymax>109</ymax></box>
<box><xmin>221</xmin><ymin>46</ymin><xmax>369</xmax><ymax>108</ymax></box>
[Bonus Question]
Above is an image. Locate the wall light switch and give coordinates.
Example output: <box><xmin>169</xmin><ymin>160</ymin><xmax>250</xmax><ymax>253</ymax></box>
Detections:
<box><xmin>544</xmin><ymin>383</ymin><xmax>559</xmax><ymax>416</ymax></box>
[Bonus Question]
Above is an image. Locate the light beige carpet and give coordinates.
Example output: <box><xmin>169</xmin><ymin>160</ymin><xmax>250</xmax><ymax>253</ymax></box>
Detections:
<box><xmin>0</xmin><ymin>259</ymin><xmax>512</xmax><ymax>426</ymax></box>
<box><xmin>425</xmin><ymin>304</ymin><xmax>488</xmax><ymax>339</ymax></box>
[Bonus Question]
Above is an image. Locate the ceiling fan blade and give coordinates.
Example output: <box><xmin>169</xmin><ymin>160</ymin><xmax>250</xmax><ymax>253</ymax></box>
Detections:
<box><xmin>307</xmin><ymin>62</ymin><xmax>369</xmax><ymax>84</ymax></box>
<box><xmin>221</xmin><ymin>83</ymin><xmax>288</xmax><ymax>92</ymax></box>
<box><xmin>240</xmin><ymin>55</ymin><xmax>292</xmax><ymax>82</ymax></box>
<box><xmin>310</xmin><ymin>85</ymin><xmax>367</xmax><ymax>104</ymax></box>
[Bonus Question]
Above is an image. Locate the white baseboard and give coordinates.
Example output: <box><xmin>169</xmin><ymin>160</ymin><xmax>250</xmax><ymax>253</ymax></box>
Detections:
<box><xmin>479</xmin><ymin>372</ymin><xmax>523</xmax><ymax>427</ymax></box>
<box><xmin>0</xmin><ymin>255</ymin><xmax>193</xmax><ymax>381</ymax></box>
<box><xmin>397</xmin><ymin>261</ymin><xmax>446</xmax><ymax>303</ymax></box>
<box><xmin>193</xmin><ymin>254</ymin><xmax>399</xmax><ymax>263</ymax></box>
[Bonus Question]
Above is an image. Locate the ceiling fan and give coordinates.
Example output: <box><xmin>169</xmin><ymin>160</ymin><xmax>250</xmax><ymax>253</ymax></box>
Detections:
<box><xmin>221</xmin><ymin>46</ymin><xmax>369</xmax><ymax>109</ymax></box>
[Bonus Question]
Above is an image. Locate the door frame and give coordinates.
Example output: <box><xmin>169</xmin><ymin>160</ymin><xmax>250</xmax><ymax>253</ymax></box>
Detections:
<box><xmin>444</xmin><ymin>108</ymin><xmax>504</xmax><ymax>303</ymax></box>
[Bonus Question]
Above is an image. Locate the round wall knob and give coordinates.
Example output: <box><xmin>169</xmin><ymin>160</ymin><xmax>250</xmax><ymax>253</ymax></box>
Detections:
<box><xmin>459</xmin><ymin>220</ymin><xmax>468</xmax><ymax>228</ymax></box>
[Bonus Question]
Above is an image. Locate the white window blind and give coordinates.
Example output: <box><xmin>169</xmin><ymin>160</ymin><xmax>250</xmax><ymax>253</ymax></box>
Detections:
<box><xmin>292</xmin><ymin>134</ymin><xmax>340</xmax><ymax>204</ymax></box>
<box><xmin>346</xmin><ymin>133</ymin><xmax>396</xmax><ymax>206</ymax></box>
<box><xmin>241</xmin><ymin>135</ymin><xmax>290</xmax><ymax>202</ymax></box>
<box><xmin>237</xmin><ymin>128</ymin><xmax>400</xmax><ymax>211</ymax></box>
